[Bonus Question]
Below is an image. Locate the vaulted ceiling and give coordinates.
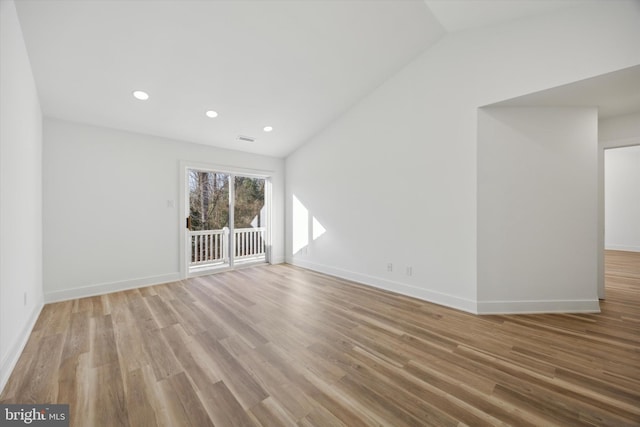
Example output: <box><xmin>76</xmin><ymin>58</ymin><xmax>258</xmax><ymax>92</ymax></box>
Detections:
<box><xmin>488</xmin><ymin>64</ymin><xmax>640</xmax><ymax>119</ymax></box>
<box><xmin>14</xmin><ymin>0</ymin><xmax>604</xmax><ymax>157</ymax></box>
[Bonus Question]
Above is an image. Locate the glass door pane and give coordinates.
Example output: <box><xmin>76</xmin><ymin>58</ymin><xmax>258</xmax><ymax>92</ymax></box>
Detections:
<box><xmin>188</xmin><ymin>169</ymin><xmax>230</xmax><ymax>271</ymax></box>
<box><xmin>233</xmin><ymin>176</ymin><xmax>266</xmax><ymax>264</ymax></box>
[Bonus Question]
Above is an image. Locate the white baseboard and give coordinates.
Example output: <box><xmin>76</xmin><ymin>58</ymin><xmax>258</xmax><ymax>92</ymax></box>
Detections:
<box><xmin>476</xmin><ymin>299</ymin><xmax>601</xmax><ymax>314</ymax></box>
<box><xmin>287</xmin><ymin>257</ymin><xmax>603</xmax><ymax>315</ymax></box>
<box><xmin>287</xmin><ymin>257</ymin><xmax>478</xmax><ymax>314</ymax></box>
<box><xmin>0</xmin><ymin>302</ymin><xmax>44</xmax><ymax>394</ymax></box>
<box><xmin>44</xmin><ymin>272</ymin><xmax>181</xmax><ymax>303</ymax></box>
<box><xmin>605</xmin><ymin>244</ymin><xmax>640</xmax><ymax>253</ymax></box>
<box><xmin>270</xmin><ymin>255</ymin><xmax>286</xmax><ymax>265</ymax></box>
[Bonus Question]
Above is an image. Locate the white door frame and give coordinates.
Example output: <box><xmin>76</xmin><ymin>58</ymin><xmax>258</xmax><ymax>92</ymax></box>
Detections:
<box><xmin>179</xmin><ymin>160</ymin><xmax>273</xmax><ymax>279</ymax></box>
<box><xmin>598</xmin><ymin>137</ymin><xmax>640</xmax><ymax>299</ymax></box>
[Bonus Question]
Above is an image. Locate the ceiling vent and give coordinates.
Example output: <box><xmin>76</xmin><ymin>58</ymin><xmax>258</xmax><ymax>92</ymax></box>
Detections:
<box><xmin>237</xmin><ymin>135</ymin><xmax>255</xmax><ymax>143</ymax></box>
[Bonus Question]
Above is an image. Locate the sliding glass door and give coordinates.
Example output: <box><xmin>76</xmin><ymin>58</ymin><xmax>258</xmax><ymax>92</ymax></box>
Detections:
<box><xmin>188</xmin><ymin>170</ymin><xmax>231</xmax><ymax>270</ymax></box>
<box><xmin>186</xmin><ymin>167</ymin><xmax>268</xmax><ymax>275</ymax></box>
<box><xmin>233</xmin><ymin>176</ymin><xmax>267</xmax><ymax>263</ymax></box>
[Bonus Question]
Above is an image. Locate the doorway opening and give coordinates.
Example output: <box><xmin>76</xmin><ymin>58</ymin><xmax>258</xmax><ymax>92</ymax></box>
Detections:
<box><xmin>604</xmin><ymin>145</ymin><xmax>640</xmax><ymax>253</ymax></box>
<box><xmin>601</xmin><ymin>143</ymin><xmax>640</xmax><ymax>298</ymax></box>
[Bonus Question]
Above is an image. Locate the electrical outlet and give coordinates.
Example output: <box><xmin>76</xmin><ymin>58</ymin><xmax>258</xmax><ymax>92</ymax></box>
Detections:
<box><xmin>406</xmin><ymin>266</ymin><xmax>412</xmax><ymax>276</ymax></box>
<box><xmin>387</xmin><ymin>263</ymin><xmax>393</xmax><ymax>272</ymax></box>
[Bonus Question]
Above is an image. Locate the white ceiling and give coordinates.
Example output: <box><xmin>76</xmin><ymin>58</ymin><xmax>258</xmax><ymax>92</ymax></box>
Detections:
<box><xmin>424</xmin><ymin>0</ymin><xmax>587</xmax><ymax>32</ymax></box>
<box><xmin>15</xmin><ymin>0</ymin><xmax>444</xmax><ymax>157</ymax></box>
<box><xmin>14</xmin><ymin>0</ymin><xmax>630</xmax><ymax>158</ymax></box>
<box><xmin>487</xmin><ymin>65</ymin><xmax>640</xmax><ymax>119</ymax></box>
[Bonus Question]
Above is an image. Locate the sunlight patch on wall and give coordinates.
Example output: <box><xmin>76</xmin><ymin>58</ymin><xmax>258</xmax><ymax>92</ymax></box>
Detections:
<box><xmin>313</xmin><ymin>216</ymin><xmax>326</xmax><ymax>240</ymax></box>
<box><xmin>293</xmin><ymin>194</ymin><xmax>327</xmax><ymax>255</ymax></box>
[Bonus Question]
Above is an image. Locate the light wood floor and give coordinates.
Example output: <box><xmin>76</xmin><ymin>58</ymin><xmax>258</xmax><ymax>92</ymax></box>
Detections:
<box><xmin>2</xmin><ymin>251</ymin><xmax>639</xmax><ymax>426</ymax></box>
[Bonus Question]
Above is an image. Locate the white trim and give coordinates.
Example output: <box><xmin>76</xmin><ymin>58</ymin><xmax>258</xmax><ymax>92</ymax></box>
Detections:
<box><xmin>179</xmin><ymin>161</ymin><xmax>188</xmax><ymax>279</ymax></box>
<box><xmin>44</xmin><ymin>273</ymin><xmax>181</xmax><ymax>303</ymax></box>
<box><xmin>286</xmin><ymin>257</ymin><xmax>602</xmax><ymax>315</ymax></box>
<box><xmin>605</xmin><ymin>245</ymin><xmax>640</xmax><ymax>253</ymax></box>
<box><xmin>188</xmin><ymin>265</ymin><xmax>233</xmax><ymax>277</ymax></box>
<box><xmin>229</xmin><ymin>172</ymin><xmax>236</xmax><ymax>269</ymax></box>
<box><xmin>287</xmin><ymin>257</ymin><xmax>478</xmax><ymax>314</ymax></box>
<box><xmin>476</xmin><ymin>299</ymin><xmax>600</xmax><ymax>315</ymax></box>
<box><xmin>264</xmin><ymin>178</ymin><xmax>273</xmax><ymax>264</ymax></box>
<box><xmin>0</xmin><ymin>302</ymin><xmax>44</xmax><ymax>394</ymax></box>
<box><xmin>180</xmin><ymin>160</ymin><xmax>274</xmax><ymax>180</ymax></box>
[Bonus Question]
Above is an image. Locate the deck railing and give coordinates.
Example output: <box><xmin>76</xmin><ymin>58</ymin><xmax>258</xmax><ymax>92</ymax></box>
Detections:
<box><xmin>190</xmin><ymin>228</ymin><xmax>228</xmax><ymax>265</ymax></box>
<box><xmin>234</xmin><ymin>227</ymin><xmax>267</xmax><ymax>260</ymax></box>
<box><xmin>189</xmin><ymin>227</ymin><xmax>266</xmax><ymax>265</ymax></box>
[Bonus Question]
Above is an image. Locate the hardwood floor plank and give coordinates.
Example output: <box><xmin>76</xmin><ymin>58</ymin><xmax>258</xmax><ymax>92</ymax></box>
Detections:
<box><xmin>91</xmin><ymin>314</ymin><xmax>119</xmax><ymax>368</ymax></box>
<box><xmin>68</xmin><ymin>353</ymin><xmax>91</xmax><ymax>427</ymax></box>
<box><xmin>14</xmin><ymin>333</ymin><xmax>64</xmax><ymax>404</ymax></box>
<box><xmin>191</xmin><ymin>285</ymin><xmax>268</xmax><ymax>347</ymax></box>
<box><xmin>345</xmin><ymin>345</ymin><xmax>486</xmax><ymax>427</ymax></box>
<box><xmin>198</xmin><ymin>381</ymin><xmax>257</xmax><ymax>427</ymax></box>
<box><xmin>404</xmin><ymin>359</ymin><xmax>544</xmax><ymax>427</ymax></box>
<box><xmin>128</xmin><ymin>296</ymin><xmax>159</xmax><ymax>332</ymax></box>
<box><xmin>1</xmin><ymin>250</ymin><xmax>639</xmax><ymax>426</ymax></box>
<box><xmin>335</xmin><ymin>374</ymin><xmax>433</xmax><ymax>427</ymax></box>
<box><xmin>263</xmin><ymin>383</ymin><xmax>315</xmax><ymax>421</ymax></box>
<box><xmin>156</xmin><ymin>377</ymin><xmax>195</xmax><ymax>427</ymax></box>
<box><xmin>123</xmin><ymin>368</ymin><xmax>158</xmax><ymax>427</ymax></box>
<box><xmin>166</xmin><ymin>372</ymin><xmax>214</xmax><ymax>427</ymax></box>
<box><xmin>297</xmin><ymin>372</ymin><xmax>380</xmax><ymax>427</ymax></box>
<box><xmin>57</xmin><ymin>311</ymin><xmax>90</xmax><ymax>405</ymax></box>
<box><xmin>0</xmin><ymin>330</ymin><xmax>46</xmax><ymax>403</ymax></box>
<box><xmin>139</xmin><ymin>327</ymin><xmax>182</xmax><ymax>381</ymax></box>
<box><xmin>31</xmin><ymin>301</ymin><xmax>72</xmax><ymax>337</ymax></box>
<box><xmin>166</xmin><ymin>296</ymin><xmax>211</xmax><ymax>336</ymax></box>
<box><xmin>138</xmin><ymin>364</ymin><xmax>175</xmax><ymax>427</ymax></box>
<box><xmin>91</xmin><ymin>362</ymin><xmax>129</xmax><ymax>427</ymax></box>
<box><xmin>160</xmin><ymin>324</ymin><xmax>221</xmax><ymax>391</ymax></box>
<box><xmin>249</xmin><ymin>396</ymin><xmax>299</xmax><ymax>427</ymax></box>
<box><xmin>144</xmin><ymin>295</ymin><xmax>179</xmax><ymax>329</ymax></box>
<box><xmin>112</xmin><ymin>301</ymin><xmax>150</xmax><ymax>373</ymax></box>
<box><xmin>195</xmin><ymin>330</ymin><xmax>269</xmax><ymax>409</ymax></box>
<box><xmin>296</xmin><ymin>405</ymin><xmax>349</xmax><ymax>427</ymax></box>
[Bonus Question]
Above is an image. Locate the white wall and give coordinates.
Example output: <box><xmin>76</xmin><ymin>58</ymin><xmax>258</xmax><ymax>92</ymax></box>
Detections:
<box><xmin>605</xmin><ymin>145</ymin><xmax>640</xmax><ymax>252</ymax></box>
<box><xmin>0</xmin><ymin>0</ymin><xmax>44</xmax><ymax>391</ymax></box>
<box><xmin>600</xmin><ymin>112</ymin><xmax>640</xmax><ymax>142</ymax></box>
<box><xmin>285</xmin><ymin>1</ymin><xmax>640</xmax><ymax>313</ymax></box>
<box><xmin>477</xmin><ymin>107</ymin><xmax>599</xmax><ymax>313</ymax></box>
<box><xmin>43</xmin><ymin>118</ymin><xmax>285</xmax><ymax>301</ymax></box>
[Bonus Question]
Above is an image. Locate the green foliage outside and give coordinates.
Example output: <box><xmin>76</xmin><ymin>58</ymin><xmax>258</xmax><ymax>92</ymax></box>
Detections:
<box><xmin>188</xmin><ymin>170</ymin><xmax>264</xmax><ymax>231</ymax></box>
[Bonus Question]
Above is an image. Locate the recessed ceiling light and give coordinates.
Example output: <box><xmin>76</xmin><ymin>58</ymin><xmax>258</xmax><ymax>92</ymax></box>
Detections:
<box><xmin>263</xmin><ymin>126</ymin><xmax>273</xmax><ymax>132</ymax></box>
<box><xmin>132</xmin><ymin>90</ymin><xmax>149</xmax><ymax>101</ymax></box>
<box><xmin>205</xmin><ymin>110</ymin><xmax>218</xmax><ymax>118</ymax></box>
